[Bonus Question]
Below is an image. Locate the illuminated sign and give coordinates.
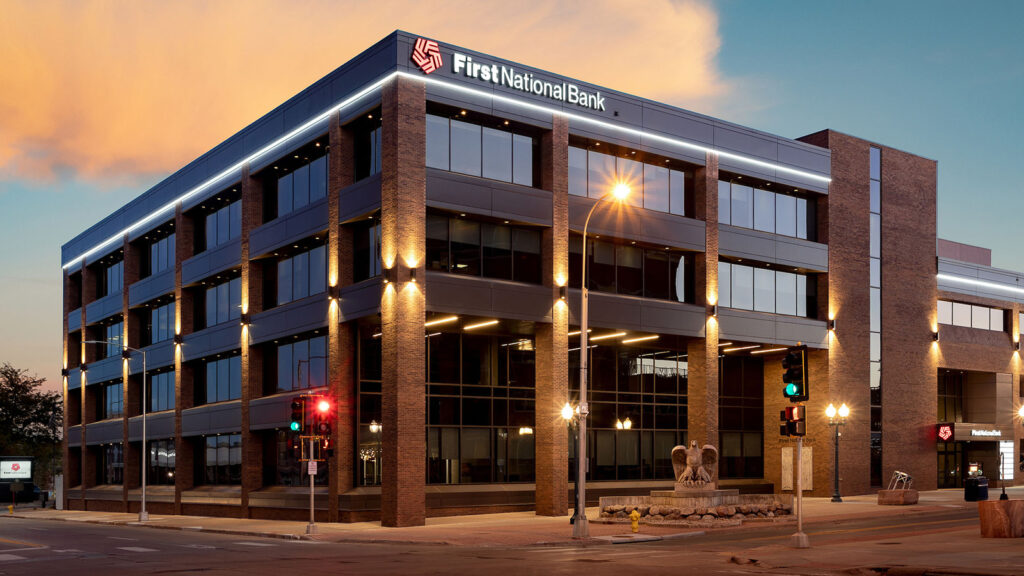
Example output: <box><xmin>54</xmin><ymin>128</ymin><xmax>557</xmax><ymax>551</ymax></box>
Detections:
<box><xmin>971</xmin><ymin>429</ymin><xmax>1001</xmax><ymax>437</ymax></box>
<box><xmin>449</xmin><ymin>52</ymin><xmax>607</xmax><ymax>111</ymax></box>
<box><xmin>0</xmin><ymin>460</ymin><xmax>32</xmax><ymax>480</ymax></box>
<box><xmin>411</xmin><ymin>38</ymin><xmax>443</xmax><ymax>74</ymax></box>
<box><xmin>937</xmin><ymin>424</ymin><xmax>953</xmax><ymax>441</ymax></box>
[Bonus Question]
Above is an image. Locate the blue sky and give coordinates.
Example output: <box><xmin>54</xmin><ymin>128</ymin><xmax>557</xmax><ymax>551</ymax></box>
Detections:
<box><xmin>1</xmin><ymin>0</ymin><xmax>1021</xmax><ymax>390</ymax></box>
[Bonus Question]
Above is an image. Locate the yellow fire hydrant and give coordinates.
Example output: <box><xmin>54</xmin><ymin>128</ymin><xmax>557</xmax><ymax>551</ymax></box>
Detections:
<box><xmin>629</xmin><ymin>508</ymin><xmax>641</xmax><ymax>533</ymax></box>
<box><xmin>7</xmin><ymin>505</ymin><xmax>13</xmax><ymax>515</ymax></box>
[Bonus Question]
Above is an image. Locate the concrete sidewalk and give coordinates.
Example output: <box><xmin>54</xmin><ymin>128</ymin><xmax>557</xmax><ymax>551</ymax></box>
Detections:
<box><xmin>3</xmin><ymin>487</ymin><xmax>1017</xmax><ymax>547</ymax></box>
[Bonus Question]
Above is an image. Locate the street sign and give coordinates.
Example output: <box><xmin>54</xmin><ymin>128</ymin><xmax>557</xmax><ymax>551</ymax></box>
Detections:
<box><xmin>308</xmin><ymin>461</ymin><xmax>318</xmax><ymax>476</ymax></box>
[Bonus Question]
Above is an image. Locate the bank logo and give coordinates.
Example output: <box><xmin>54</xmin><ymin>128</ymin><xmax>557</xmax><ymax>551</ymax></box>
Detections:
<box><xmin>412</xmin><ymin>38</ymin><xmax>443</xmax><ymax>74</ymax></box>
<box><xmin>937</xmin><ymin>424</ymin><xmax>953</xmax><ymax>441</ymax></box>
<box><xmin>10</xmin><ymin>463</ymin><xmax>19</xmax><ymax>472</ymax></box>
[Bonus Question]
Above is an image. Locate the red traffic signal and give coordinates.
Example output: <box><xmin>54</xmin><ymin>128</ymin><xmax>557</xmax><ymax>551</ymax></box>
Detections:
<box><xmin>779</xmin><ymin>405</ymin><xmax>806</xmax><ymax>437</ymax></box>
<box><xmin>316</xmin><ymin>398</ymin><xmax>331</xmax><ymax>414</ymax></box>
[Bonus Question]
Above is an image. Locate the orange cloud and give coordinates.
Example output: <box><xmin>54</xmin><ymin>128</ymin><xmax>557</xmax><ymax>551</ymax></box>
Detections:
<box><xmin>0</xmin><ymin>0</ymin><xmax>725</xmax><ymax>182</ymax></box>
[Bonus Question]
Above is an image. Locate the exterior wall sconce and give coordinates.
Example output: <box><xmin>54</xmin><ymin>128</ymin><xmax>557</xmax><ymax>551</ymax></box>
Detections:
<box><xmin>409</xmin><ymin>267</ymin><xmax>417</xmax><ymax>283</ymax></box>
<box><xmin>121</xmin><ymin>349</ymin><xmax>132</xmax><ymax>360</ymax></box>
<box><xmin>173</xmin><ymin>334</ymin><xmax>184</xmax><ymax>345</ymax></box>
<box><xmin>559</xmin><ymin>285</ymin><xmax>567</xmax><ymax>301</ymax></box>
<box><xmin>61</xmin><ymin>368</ymin><xmax>69</xmax><ymax>377</ymax></box>
<box><xmin>328</xmin><ymin>284</ymin><xmax>342</xmax><ymax>300</ymax></box>
<box><xmin>383</xmin><ymin>266</ymin><xmax>397</xmax><ymax>285</ymax></box>
<box><xmin>1015</xmin><ymin>340</ymin><xmax>1020</xmax><ymax>352</ymax></box>
<box><xmin>80</xmin><ymin>363</ymin><xmax>88</xmax><ymax>372</ymax></box>
<box><xmin>240</xmin><ymin>313</ymin><xmax>251</xmax><ymax>326</ymax></box>
<box><xmin>933</xmin><ymin>331</ymin><xmax>940</xmax><ymax>342</ymax></box>
<box><xmin>828</xmin><ymin>318</ymin><xmax>836</xmax><ymax>331</ymax></box>
<box><xmin>711</xmin><ymin>304</ymin><xmax>718</xmax><ymax>317</ymax></box>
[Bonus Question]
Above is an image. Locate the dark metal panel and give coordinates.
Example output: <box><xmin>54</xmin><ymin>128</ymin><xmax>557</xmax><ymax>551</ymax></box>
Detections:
<box><xmin>84</xmin><ymin>292</ymin><xmax>123</xmax><ymax>325</ymax></box>
<box><xmin>338</xmin><ymin>280</ymin><xmax>381</xmax><ymax>321</ymax></box>
<box><xmin>775</xmin><ymin>317</ymin><xmax>828</xmax><ymax>349</ymax></box>
<box><xmin>638</xmin><ymin>301</ymin><xmax>707</xmax><ymax>338</ymax></box>
<box><xmin>718</xmin><ymin>225</ymin><xmax>828</xmax><ymax>273</ymax></box>
<box><xmin>641</xmin><ymin>104</ymin><xmax>715</xmax><ymax>147</ymax></box>
<box><xmin>181</xmin><ymin>238</ymin><xmax>242</xmax><ymax>287</ymax></box>
<box><xmin>67</xmin><ymin>425</ymin><xmax>82</xmax><ymax>445</ymax></box>
<box><xmin>339</xmin><ymin>174</ymin><xmax>382</xmax><ymax>223</ymax></box>
<box><xmin>426</xmin><ymin>171</ymin><xmax>492</xmax><ymax>213</ymax></box>
<box><xmin>129</xmin><ymin>341</ymin><xmax>175</xmax><ymax>374</ymax></box>
<box><xmin>84</xmin><ymin>356</ymin><xmax>121</xmax><ymax>386</ymax></box>
<box><xmin>68</xmin><ymin>308</ymin><xmax>82</xmax><ymax>333</ymax></box>
<box><xmin>180</xmin><ymin>402</ymin><xmax>242</xmax><ymax>437</ymax></box>
<box><xmin>249</xmin><ymin>197</ymin><xmax>329</xmax><ymax>259</ymax></box>
<box><xmin>718</xmin><ymin>308</ymin><xmax>776</xmax><ymax>343</ymax></box>
<box><xmin>488</xmin><ymin>187</ymin><xmax>552</xmax><ymax>226</ymax></box>
<box><xmin>249</xmin><ymin>394</ymin><xmax>292</xmax><ymax>431</ymax></box>
<box><xmin>84</xmin><ymin>420</ymin><xmax>123</xmax><ymax>445</ymax></box>
<box><xmin>713</xmin><ymin>123</ymin><xmax>779</xmax><ymax>163</ymax></box>
<box><xmin>248</xmin><ymin>296</ymin><xmax>329</xmax><ymax>345</ymax></box>
<box><xmin>129</xmin><ymin>269</ymin><xmax>175</xmax><ymax>308</ymax></box>
<box><xmin>127</xmin><ymin>412</ymin><xmax>175</xmax><ymax>442</ymax></box>
<box><xmin>67</xmin><ymin>368</ymin><xmax>82</xmax><ymax>390</ymax></box>
<box><xmin>426</xmin><ymin>170</ymin><xmax>553</xmax><ymax>225</ymax></box>
<box><xmin>588</xmin><ymin>293</ymin><xmax>644</xmax><ymax>330</ymax></box>
<box><xmin>424</xmin><ymin>273</ymin><xmax>495</xmax><ymax>316</ymax></box>
<box><xmin>567</xmin><ymin>195</ymin><xmax>705</xmax><ymax>252</ymax></box>
<box><xmin>182</xmin><ymin>322</ymin><xmax>244</xmax><ymax>361</ymax></box>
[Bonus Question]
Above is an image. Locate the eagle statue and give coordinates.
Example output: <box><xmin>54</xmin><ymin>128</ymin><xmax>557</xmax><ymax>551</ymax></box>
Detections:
<box><xmin>671</xmin><ymin>441</ymin><xmax>718</xmax><ymax>488</ymax></box>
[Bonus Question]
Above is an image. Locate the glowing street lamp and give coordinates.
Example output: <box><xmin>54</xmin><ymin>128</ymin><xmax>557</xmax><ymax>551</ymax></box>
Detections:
<box><xmin>826</xmin><ymin>403</ymin><xmax>850</xmax><ymax>503</ymax></box>
<box><xmin>574</xmin><ymin>182</ymin><xmax>631</xmax><ymax>538</ymax></box>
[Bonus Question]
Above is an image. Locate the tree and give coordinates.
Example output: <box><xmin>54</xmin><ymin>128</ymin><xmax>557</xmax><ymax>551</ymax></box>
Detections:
<box><xmin>0</xmin><ymin>363</ymin><xmax>62</xmax><ymax>487</ymax></box>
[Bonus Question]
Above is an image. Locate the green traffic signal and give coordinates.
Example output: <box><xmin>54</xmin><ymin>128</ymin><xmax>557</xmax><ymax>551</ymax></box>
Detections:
<box><xmin>785</xmin><ymin>382</ymin><xmax>798</xmax><ymax>396</ymax></box>
<box><xmin>290</xmin><ymin>421</ymin><xmax>300</xmax><ymax>431</ymax></box>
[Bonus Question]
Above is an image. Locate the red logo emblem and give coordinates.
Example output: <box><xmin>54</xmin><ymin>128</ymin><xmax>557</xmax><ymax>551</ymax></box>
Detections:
<box><xmin>10</xmin><ymin>463</ymin><xmax>19</xmax><ymax>472</ymax></box>
<box><xmin>412</xmin><ymin>38</ymin><xmax>443</xmax><ymax>74</ymax></box>
<box><xmin>938</xmin><ymin>425</ymin><xmax>953</xmax><ymax>441</ymax></box>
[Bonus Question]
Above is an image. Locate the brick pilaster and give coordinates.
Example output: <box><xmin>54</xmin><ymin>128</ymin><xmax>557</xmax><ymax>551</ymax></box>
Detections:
<box><xmin>379</xmin><ymin>75</ymin><xmax>426</xmax><ymax>527</ymax></box>
<box><xmin>328</xmin><ymin>112</ymin><xmax>357</xmax><ymax>521</ymax></box>
<box><xmin>173</xmin><ymin>203</ymin><xmax>194</xmax><ymax>511</ymax></box>
<box><xmin>240</xmin><ymin>166</ymin><xmax>264</xmax><ymax>516</ymax></box>
<box><xmin>534</xmin><ymin>115</ymin><xmax>569</xmax><ymax>516</ymax></box>
<box><xmin>686</xmin><ymin>153</ymin><xmax>719</xmax><ymax>447</ymax></box>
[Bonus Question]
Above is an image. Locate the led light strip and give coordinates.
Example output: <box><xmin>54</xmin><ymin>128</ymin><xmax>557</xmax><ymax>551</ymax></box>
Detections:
<box><xmin>63</xmin><ymin>68</ymin><xmax>831</xmax><ymax>269</ymax></box>
<box><xmin>750</xmin><ymin>346</ymin><xmax>789</xmax><ymax>355</ymax></box>
<box><xmin>401</xmin><ymin>71</ymin><xmax>832</xmax><ymax>184</ymax></box>
<box><xmin>936</xmin><ymin>273</ymin><xmax>1024</xmax><ymax>296</ymax></box>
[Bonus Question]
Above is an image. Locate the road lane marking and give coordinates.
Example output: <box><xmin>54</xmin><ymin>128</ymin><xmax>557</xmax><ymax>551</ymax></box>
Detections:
<box><xmin>0</xmin><ymin>554</ymin><xmax>27</xmax><ymax>561</ymax></box>
<box><xmin>180</xmin><ymin>544</ymin><xmax>216</xmax><ymax>549</ymax></box>
<box><xmin>117</xmin><ymin>547</ymin><xmax>159</xmax><ymax>553</ymax></box>
<box><xmin>737</xmin><ymin>517</ymin><xmax>973</xmax><ymax>542</ymax></box>
<box><xmin>234</xmin><ymin>542</ymin><xmax>275</xmax><ymax>547</ymax></box>
<box><xmin>54</xmin><ymin>549</ymin><xmax>83</xmax><ymax>553</ymax></box>
<box><xmin>108</xmin><ymin>537</ymin><xmax>138</xmax><ymax>541</ymax></box>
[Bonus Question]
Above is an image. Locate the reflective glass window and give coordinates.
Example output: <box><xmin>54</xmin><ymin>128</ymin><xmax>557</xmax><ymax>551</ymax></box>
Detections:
<box><xmin>870</xmin><ymin>258</ymin><xmax>881</xmax><ymax>288</ymax></box>
<box><xmin>952</xmin><ymin>302</ymin><xmax>971</xmax><ymax>326</ymax></box>
<box><xmin>450</xmin><ymin>120</ymin><xmax>482</xmax><ymax>176</ymax></box>
<box><xmin>870</xmin><ymin>147</ymin><xmax>881</xmax><ymax>181</ymax></box>
<box><xmin>669</xmin><ymin>170</ymin><xmax>686</xmax><ymax>216</ymax></box>
<box><xmin>730</xmin><ymin>184</ymin><xmax>753</xmax><ymax>229</ymax></box>
<box><xmin>753</xmin><ymin>189</ymin><xmax>775</xmax><ymax>233</ymax></box>
<box><xmin>991</xmin><ymin>309</ymin><xmax>1004</xmax><ymax>332</ymax></box>
<box><xmin>718</xmin><ymin>261</ymin><xmax>731</xmax><ymax>308</ymax></box>
<box><xmin>870</xmin><ymin>214</ymin><xmax>881</xmax><ymax>258</ymax></box>
<box><xmin>426</xmin><ymin>115</ymin><xmax>450</xmax><ymax>170</ymax></box>
<box><xmin>292</xmin><ymin>164</ymin><xmax>309</xmax><ymax>209</ymax></box>
<box><xmin>753</xmin><ymin>268</ymin><xmax>775</xmax><ymax>313</ymax></box>
<box><xmin>512</xmin><ymin>134</ymin><xmax>533</xmax><ymax>186</ymax></box>
<box><xmin>870</xmin><ymin>180</ymin><xmax>881</xmax><ymax>213</ymax></box>
<box><xmin>775</xmin><ymin>271</ymin><xmax>796</xmax><ymax>316</ymax></box>
<box><xmin>718</xmin><ymin>181</ymin><xmax>731</xmax><ymax>224</ymax></box>
<box><xmin>588</xmin><ymin>151</ymin><xmax>616</xmax><ymax>198</ymax></box>
<box><xmin>775</xmin><ymin>194</ymin><xmax>796</xmax><ymax>237</ymax></box>
<box><xmin>937</xmin><ymin>300</ymin><xmax>952</xmax><ymax>325</ymax></box>
<box><xmin>512</xmin><ymin>228</ymin><xmax>541</xmax><ymax>284</ymax></box>
<box><xmin>482</xmin><ymin>224</ymin><xmax>512</xmax><ymax>280</ymax></box>
<box><xmin>618</xmin><ymin>158</ymin><xmax>643</xmax><ymax>207</ymax></box>
<box><xmin>450</xmin><ymin>219</ymin><xmax>481</xmax><ymax>276</ymax></box>
<box><xmin>731</xmin><ymin>264</ymin><xmax>753</xmax><ymax>310</ymax></box>
<box><xmin>643</xmin><ymin>165</ymin><xmax>669</xmax><ymax>212</ymax></box>
<box><xmin>616</xmin><ymin>245</ymin><xmax>643</xmax><ymax>296</ymax></box>
<box><xmin>796</xmin><ymin>197</ymin><xmax>808</xmax><ymax>239</ymax></box>
<box><xmin>643</xmin><ymin>250</ymin><xmax>670</xmax><ymax>300</ymax></box>
<box><xmin>870</xmin><ymin>288</ymin><xmax>881</xmax><ymax>332</ymax></box>
<box><xmin>568</xmin><ymin>147</ymin><xmax>587</xmax><ymax>197</ymax></box>
<box><xmin>972</xmin><ymin>305</ymin><xmax>990</xmax><ymax>330</ymax></box>
<box><xmin>590</xmin><ymin>240</ymin><xmax>616</xmax><ymax>292</ymax></box>
<box><xmin>482</xmin><ymin>127</ymin><xmax>512</xmax><ymax>182</ymax></box>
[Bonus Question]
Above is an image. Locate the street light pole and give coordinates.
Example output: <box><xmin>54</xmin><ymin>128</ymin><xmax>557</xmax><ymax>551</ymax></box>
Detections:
<box><xmin>84</xmin><ymin>340</ymin><xmax>148</xmax><ymax>521</ymax></box>
<box><xmin>575</xmin><ymin>183</ymin><xmax>630</xmax><ymax>539</ymax></box>
<box><xmin>826</xmin><ymin>403</ymin><xmax>849</xmax><ymax>503</ymax></box>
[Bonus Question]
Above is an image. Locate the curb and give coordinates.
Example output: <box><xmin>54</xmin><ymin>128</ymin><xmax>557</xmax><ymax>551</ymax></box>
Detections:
<box><xmin>4</xmin><ymin>513</ymin><xmax>312</xmax><ymax>542</ymax></box>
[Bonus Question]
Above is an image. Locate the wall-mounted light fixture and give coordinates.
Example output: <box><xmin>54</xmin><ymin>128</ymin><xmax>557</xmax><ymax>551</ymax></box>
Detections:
<box><xmin>1015</xmin><ymin>340</ymin><xmax>1020</xmax><ymax>352</ymax></box>
<box><xmin>328</xmin><ymin>284</ymin><xmax>342</xmax><ymax>300</ymax></box>
<box><xmin>933</xmin><ymin>331</ymin><xmax>940</xmax><ymax>342</ymax></box>
<box><xmin>121</xmin><ymin>349</ymin><xmax>132</xmax><ymax>360</ymax></box>
<box><xmin>383</xmin><ymin>266</ymin><xmax>397</xmax><ymax>285</ymax></box>
<box><xmin>711</xmin><ymin>304</ymin><xmax>718</xmax><ymax>317</ymax></box>
<box><xmin>409</xmin><ymin>267</ymin><xmax>418</xmax><ymax>283</ymax></box>
<box><xmin>80</xmin><ymin>363</ymin><xmax>88</xmax><ymax>372</ymax></box>
<box><xmin>173</xmin><ymin>333</ymin><xmax>184</xmax><ymax>345</ymax></box>
<box><xmin>559</xmin><ymin>285</ymin><xmax>567</xmax><ymax>301</ymax></box>
<box><xmin>828</xmin><ymin>318</ymin><xmax>836</xmax><ymax>331</ymax></box>
<box><xmin>240</xmin><ymin>313</ymin><xmax>251</xmax><ymax>326</ymax></box>
<box><xmin>61</xmin><ymin>368</ymin><xmax>69</xmax><ymax>377</ymax></box>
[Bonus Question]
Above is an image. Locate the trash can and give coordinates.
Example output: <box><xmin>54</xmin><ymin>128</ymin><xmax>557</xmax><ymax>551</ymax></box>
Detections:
<box><xmin>965</xmin><ymin>477</ymin><xmax>989</xmax><ymax>502</ymax></box>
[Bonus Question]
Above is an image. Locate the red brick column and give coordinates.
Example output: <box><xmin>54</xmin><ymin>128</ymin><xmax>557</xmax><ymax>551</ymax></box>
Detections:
<box><xmin>379</xmin><ymin>75</ymin><xmax>426</xmax><ymax>527</ymax></box>
<box><xmin>174</xmin><ymin>203</ymin><xmax>195</xmax><ymax>511</ymax></box>
<box><xmin>122</xmin><ymin>236</ymin><xmax>140</xmax><ymax>509</ymax></box>
<box><xmin>62</xmin><ymin>269</ymin><xmax>73</xmax><ymax>508</ymax></box>
<box><xmin>534</xmin><ymin>115</ymin><xmax>569</xmax><ymax>516</ymax></box>
<box><xmin>328</xmin><ymin>112</ymin><xmax>357</xmax><ymax>521</ymax></box>
<box><xmin>240</xmin><ymin>166</ymin><xmax>264</xmax><ymax>516</ymax></box>
<box><xmin>686</xmin><ymin>153</ymin><xmax>720</xmax><ymax>448</ymax></box>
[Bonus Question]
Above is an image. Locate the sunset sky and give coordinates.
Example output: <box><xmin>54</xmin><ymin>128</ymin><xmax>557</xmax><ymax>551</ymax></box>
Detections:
<box><xmin>2</xmin><ymin>0</ymin><xmax>1022</xmax><ymax>391</ymax></box>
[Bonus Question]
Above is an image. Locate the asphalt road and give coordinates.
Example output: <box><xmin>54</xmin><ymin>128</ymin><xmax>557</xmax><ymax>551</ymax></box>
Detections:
<box><xmin>0</xmin><ymin>505</ymin><xmax>1009</xmax><ymax>576</ymax></box>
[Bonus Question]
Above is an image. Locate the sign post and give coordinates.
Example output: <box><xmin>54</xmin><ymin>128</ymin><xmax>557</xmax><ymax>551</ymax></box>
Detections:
<box><xmin>307</xmin><ymin>435</ymin><xmax>317</xmax><ymax>535</ymax></box>
<box><xmin>790</xmin><ymin>436</ymin><xmax>810</xmax><ymax>548</ymax></box>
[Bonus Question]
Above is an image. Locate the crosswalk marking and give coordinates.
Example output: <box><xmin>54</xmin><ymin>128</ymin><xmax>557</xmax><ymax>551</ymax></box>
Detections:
<box><xmin>117</xmin><ymin>546</ymin><xmax>159</xmax><ymax>553</ymax></box>
<box><xmin>0</xmin><ymin>554</ymin><xmax>27</xmax><ymax>561</ymax></box>
<box><xmin>234</xmin><ymin>542</ymin><xmax>275</xmax><ymax>547</ymax></box>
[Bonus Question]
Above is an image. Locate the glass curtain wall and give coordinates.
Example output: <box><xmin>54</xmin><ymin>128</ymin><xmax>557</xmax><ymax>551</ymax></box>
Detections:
<box><xmin>869</xmin><ymin>146</ymin><xmax>882</xmax><ymax>486</ymax></box>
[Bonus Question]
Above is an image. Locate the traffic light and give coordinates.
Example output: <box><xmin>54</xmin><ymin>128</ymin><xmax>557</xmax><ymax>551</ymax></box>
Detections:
<box><xmin>314</xmin><ymin>397</ymin><xmax>332</xmax><ymax>437</ymax></box>
<box><xmin>782</xmin><ymin>346</ymin><xmax>809</xmax><ymax>402</ymax></box>
<box><xmin>779</xmin><ymin>405</ymin><xmax>806</xmax><ymax>437</ymax></box>
<box><xmin>290</xmin><ymin>397</ymin><xmax>306</xmax><ymax>433</ymax></box>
